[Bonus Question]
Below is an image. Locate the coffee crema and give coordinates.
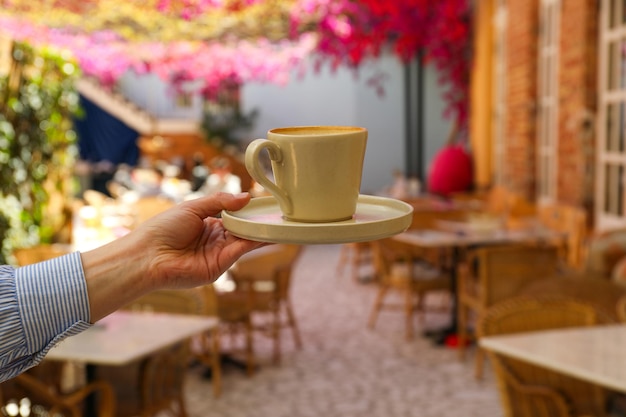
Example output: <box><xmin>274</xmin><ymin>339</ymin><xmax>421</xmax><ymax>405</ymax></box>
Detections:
<box><xmin>270</xmin><ymin>126</ymin><xmax>366</xmax><ymax>136</ymax></box>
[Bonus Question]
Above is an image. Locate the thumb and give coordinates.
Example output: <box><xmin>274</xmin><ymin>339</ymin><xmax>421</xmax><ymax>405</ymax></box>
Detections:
<box><xmin>181</xmin><ymin>192</ymin><xmax>251</xmax><ymax>219</ymax></box>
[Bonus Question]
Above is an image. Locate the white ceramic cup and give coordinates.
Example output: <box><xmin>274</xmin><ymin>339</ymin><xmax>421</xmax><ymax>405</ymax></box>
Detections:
<box><xmin>245</xmin><ymin>126</ymin><xmax>368</xmax><ymax>223</ymax></box>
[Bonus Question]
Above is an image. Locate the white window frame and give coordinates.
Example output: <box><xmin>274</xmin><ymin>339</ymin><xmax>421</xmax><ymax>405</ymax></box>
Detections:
<box><xmin>537</xmin><ymin>0</ymin><xmax>561</xmax><ymax>203</ymax></box>
<box><xmin>596</xmin><ymin>0</ymin><xmax>626</xmax><ymax>231</ymax></box>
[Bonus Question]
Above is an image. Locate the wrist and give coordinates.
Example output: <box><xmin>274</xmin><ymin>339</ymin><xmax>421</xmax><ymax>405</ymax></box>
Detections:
<box><xmin>80</xmin><ymin>230</ymin><xmax>154</xmax><ymax>321</ymax></box>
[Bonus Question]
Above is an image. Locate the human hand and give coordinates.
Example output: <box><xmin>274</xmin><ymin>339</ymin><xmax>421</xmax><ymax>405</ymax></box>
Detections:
<box><xmin>82</xmin><ymin>192</ymin><xmax>266</xmax><ymax>321</ymax></box>
<box><xmin>138</xmin><ymin>192</ymin><xmax>265</xmax><ymax>289</ymax></box>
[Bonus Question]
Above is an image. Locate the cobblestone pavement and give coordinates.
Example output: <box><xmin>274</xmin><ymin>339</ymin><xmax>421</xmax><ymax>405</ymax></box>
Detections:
<box><xmin>185</xmin><ymin>244</ymin><xmax>503</xmax><ymax>417</ymax></box>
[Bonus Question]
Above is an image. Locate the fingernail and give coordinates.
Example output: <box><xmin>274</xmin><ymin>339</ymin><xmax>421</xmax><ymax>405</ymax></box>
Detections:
<box><xmin>235</xmin><ymin>192</ymin><xmax>249</xmax><ymax>198</ymax></box>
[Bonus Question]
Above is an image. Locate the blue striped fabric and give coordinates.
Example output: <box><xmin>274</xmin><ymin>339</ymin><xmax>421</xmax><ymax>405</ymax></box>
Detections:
<box><xmin>0</xmin><ymin>252</ymin><xmax>92</xmax><ymax>382</ymax></box>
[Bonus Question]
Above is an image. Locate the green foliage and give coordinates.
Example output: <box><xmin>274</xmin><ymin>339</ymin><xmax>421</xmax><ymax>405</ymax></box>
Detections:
<box><xmin>0</xmin><ymin>41</ymin><xmax>80</xmax><ymax>262</ymax></box>
<box><xmin>0</xmin><ymin>213</ymin><xmax>9</xmax><ymax>265</ymax></box>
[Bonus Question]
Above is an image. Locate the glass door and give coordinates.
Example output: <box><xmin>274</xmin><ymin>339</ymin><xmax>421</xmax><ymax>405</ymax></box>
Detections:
<box><xmin>596</xmin><ymin>0</ymin><xmax>626</xmax><ymax>230</ymax></box>
<box><xmin>537</xmin><ymin>0</ymin><xmax>561</xmax><ymax>203</ymax></box>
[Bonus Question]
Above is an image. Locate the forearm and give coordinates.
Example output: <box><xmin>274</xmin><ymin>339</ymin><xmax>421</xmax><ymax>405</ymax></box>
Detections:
<box><xmin>80</xmin><ymin>228</ymin><xmax>156</xmax><ymax>322</ymax></box>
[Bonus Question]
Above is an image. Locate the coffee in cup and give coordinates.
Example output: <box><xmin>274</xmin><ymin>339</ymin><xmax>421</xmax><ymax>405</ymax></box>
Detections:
<box><xmin>245</xmin><ymin>126</ymin><xmax>368</xmax><ymax>223</ymax></box>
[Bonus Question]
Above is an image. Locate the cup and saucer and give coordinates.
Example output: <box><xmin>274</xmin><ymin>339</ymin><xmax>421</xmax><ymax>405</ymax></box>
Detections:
<box><xmin>222</xmin><ymin>194</ymin><xmax>413</xmax><ymax>244</ymax></box>
<box><xmin>222</xmin><ymin>126</ymin><xmax>414</xmax><ymax>244</ymax></box>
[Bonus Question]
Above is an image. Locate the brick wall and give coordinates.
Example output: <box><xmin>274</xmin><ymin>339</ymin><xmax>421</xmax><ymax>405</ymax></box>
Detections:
<box><xmin>503</xmin><ymin>0</ymin><xmax>598</xmax><ymax>208</ymax></box>
<box><xmin>505</xmin><ymin>0</ymin><xmax>539</xmax><ymax>199</ymax></box>
<box><xmin>557</xmin><ymin>0</ymin><xmax>598</xmax><ymax>208</ymax></box>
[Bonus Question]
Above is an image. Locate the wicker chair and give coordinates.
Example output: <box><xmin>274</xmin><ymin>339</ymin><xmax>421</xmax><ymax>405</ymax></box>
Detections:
<box><xmin>519</xmin><ymin>275</ymin><xmax>626</xmax><ymax>323</ymax></box>
<box><xmin>0</xmin><ymin>371</ymin><xmax>115</xmax><ymax>417</ymax></box>
<box><xmin>229</xmin><ymin>244</ymin><xmax>303</xmax><ymax>364</ymax></box>
<box><xmin>367</xmin><ymin>237</ymin><xmax>451</xmax><ymax>340</ymax></box>
<box><xmin>536</xmin><ymin>203</ymin><xmax>588</xmax><ymax>270</ymax></box>
<box><xmin>205</xmin><ymin>283</ymin><xmax>256</xmax><ymax>376</ymax></box>
<box><xmin>583</xmin><ymin>227</ymin><xmax>626</xmax><ymax>278</ymax></box>
<box><xmin>13</xmin><ymin>244</ymin><xmax>71</xmax><ymax>266</ymax></box>
<box><xmin>456</xmin><ymin>243</ymin><xmax>561</xmax><ymax>379</ymax></box>
<box><xmin>478</xmin><ymin>295</ymin><xmax>608</xmax><ymax>417</ymax></box>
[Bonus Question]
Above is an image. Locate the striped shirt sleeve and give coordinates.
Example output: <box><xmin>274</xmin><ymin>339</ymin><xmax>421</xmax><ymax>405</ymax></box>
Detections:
<box><xmin>0</xmin><ymin>252</ymin><xmax>92</xmax><ymax>382</ymax></box>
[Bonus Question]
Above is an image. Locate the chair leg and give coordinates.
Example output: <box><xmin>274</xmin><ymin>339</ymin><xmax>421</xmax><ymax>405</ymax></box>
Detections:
<box><xmin>245</xmin><ymin>320</ymin><xmax>255</xmax><ymax>376</ymax></box>
<box><xmin>349</xmin><ymin>243</ymin><xmax>364</xmax><ymax>282</ymax></box>
<box><xmin>337</xmin><ymin>243</ymin><xmax>371</xmax><ymax>282</ymax></box>
<box><xmin>336</xmin><ymin>244</ymin><xmax>351</xmax><ymax>277</ymax></box>
<box><xmin>416</xmin><ymin>292</ymin><xmax>426</xmax><ymax>325</ymax></box>
<box><xmin>210</xmin><ymin>328</ymin><xmax>222</xmax><ymax>397</ymax></box>
<box><xmin>457</xmin><ymin>301</ymin><xmax>468</xmax><ymax>360</ymax></box>
<box><xmin>272</xmin><ymin>308</ymin><xmax>281</xmax><ymax>365</ymax></box>
<box><xmin>404</xmin><ymin>289</ymin><xmax>415</xmax><ymax>340</ymax></box>
<box><xmin>368</xmin><ymin>286</ymin><xmax>388</xmax><ymax>329</ymax></box>
<box><xmin>178</xmin><ymin>398</ymin><xmax>188</xmax><ymax>417</ymax></box>
<box><xmin>474</xmin><ymin>347</ymin><xmax>485</xmax><ymax>380</ymax></box>
<box><xmin>285</xmin><ymin>302</ymin><xmax>303</xmax><ymax>349</ymax></box>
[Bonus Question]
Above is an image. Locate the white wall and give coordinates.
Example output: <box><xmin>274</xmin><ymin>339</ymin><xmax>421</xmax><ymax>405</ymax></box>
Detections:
<box><xmin>117</xmin><ymin>52</ymin><xmax>451</xmax><ymax>194</ymax></box>
<box><xmin>118</xmin><ymin>72</ymin><xmax>204</xmax><ymax>119</ymax></box>
<box><xmin>241</xmin><ymin>53</ymin><xmax>406</xmax><ymax>194</ymax></box>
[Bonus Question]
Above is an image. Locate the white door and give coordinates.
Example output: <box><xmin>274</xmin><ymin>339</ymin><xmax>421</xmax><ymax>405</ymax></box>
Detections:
<box><xmin>596</xmin><ymin>0</ymin><xmax>626</xmax><ymax>230</ymax></box>
<box><xmin>536</xmin><ymin>0</ymin><xmax>561</xmax><ymax>203</ymax></box>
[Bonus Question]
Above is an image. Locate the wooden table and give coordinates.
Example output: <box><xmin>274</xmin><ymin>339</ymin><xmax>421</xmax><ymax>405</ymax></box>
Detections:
<box><xmin>393</xmin><ymin>227</ymin><xmax>562</xmax><ymax>249</ymax></box>
<box><xmin>480</xmin><ymin>324</ymin><xmax>626</xmax><ymax>393</ymax></box>
<box><xmin>46</xmin><ymin>310</ymin><xmax>218</xmax><ymax>414</ymax></box>
<box><xmin>393</xmin><ymin>227</ymin><xmax>564</xmax><ymax>343</ymax></box>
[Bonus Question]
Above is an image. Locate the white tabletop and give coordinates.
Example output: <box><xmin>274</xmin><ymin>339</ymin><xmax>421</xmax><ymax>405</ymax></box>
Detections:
<box><xmin>480</xmin><ymin>324</ymin><xmax>626</xmax><ymax>393</ymax></box>
<box><xmin>45</xmin><ymin>310</ymin><xmax>218</xmax><ymax>366</ymax></box>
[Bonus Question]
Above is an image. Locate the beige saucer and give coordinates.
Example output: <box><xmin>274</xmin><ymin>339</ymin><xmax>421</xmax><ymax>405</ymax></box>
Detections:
<box><xmin>222</xmin><ymin>195</ymin><xmax>414</xmax><ymax>244</ymax></box>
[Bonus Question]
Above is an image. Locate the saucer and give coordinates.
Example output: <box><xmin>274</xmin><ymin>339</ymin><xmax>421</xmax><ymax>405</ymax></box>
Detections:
<box><xmin>222</xmin><ymin>195</ymin><xmax>414</xmax><ymax>244</ymax></box>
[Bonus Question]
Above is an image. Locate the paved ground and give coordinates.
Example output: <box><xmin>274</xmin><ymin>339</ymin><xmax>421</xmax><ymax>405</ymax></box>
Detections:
<box><xmin>185</xmin><ymin>244</ymin><xmax>503</xmax><ymax>417</ymax></box>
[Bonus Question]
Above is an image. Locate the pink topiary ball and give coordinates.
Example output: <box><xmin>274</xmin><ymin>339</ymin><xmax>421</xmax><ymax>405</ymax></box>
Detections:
<box><xmin>427</xmin><ymin>145</ymin><xmax>473</xmax><ymax>196</ymax></box>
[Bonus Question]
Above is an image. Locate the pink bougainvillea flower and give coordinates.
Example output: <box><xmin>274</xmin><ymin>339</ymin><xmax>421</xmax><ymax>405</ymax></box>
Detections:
<box><xmin>0</xmin><ymin>0</ymin><xmax>471</xmax><ymax>130</ymax></box>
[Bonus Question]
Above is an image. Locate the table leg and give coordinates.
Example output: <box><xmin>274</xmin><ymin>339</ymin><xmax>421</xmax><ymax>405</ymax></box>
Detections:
<box><xmin>424</xmin><ymin>247</ymin><xmax>460</xmax><ymax>345</ymax></box>
<box><xmin>84</xmin><ymin>364</ymin><xmax>97</xmax><ymax>416</ymax></box>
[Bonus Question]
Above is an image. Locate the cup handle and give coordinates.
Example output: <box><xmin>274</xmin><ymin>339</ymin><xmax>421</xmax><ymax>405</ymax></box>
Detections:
<box><xmin>245</xmin><ymin>138</ymin><xmax>292</xmax><ymax>215</ymax></box>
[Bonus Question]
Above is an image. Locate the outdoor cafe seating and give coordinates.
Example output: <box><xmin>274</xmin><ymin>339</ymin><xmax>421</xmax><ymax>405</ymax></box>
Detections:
<box><xmin>9</xmin><ymin>182</ymin><xmax>626</xmax><ymax>417</ymax></box>
<box><xmin>456</xmin><ymin>243</ymin><xmax>562</xmax><ymax>379</ymax></box>
<box><xmin>478</xmin><ymin>295</ymin><xmax>613</xmax><ymax>417</ymax></box>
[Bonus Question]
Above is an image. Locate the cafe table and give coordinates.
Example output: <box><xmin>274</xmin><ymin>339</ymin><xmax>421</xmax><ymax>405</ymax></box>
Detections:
<box><xmin>393</xmin><ymin>226</ymin><xmax>563</xmax><ymax>249</ymax></box>
<box><xmin>392</xmin><ymin>226</ymin><xmax>565</xmax><ymax>343</ymax></box>
<box><xmin>479</xmin><ymin>324</ymin><xmax>626</xmax><ymax>393</ymax></box>
<box><xmin>45</xmin><ymin>310</ymin><xmax>218</xmax><ymax>413</ymax></box>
